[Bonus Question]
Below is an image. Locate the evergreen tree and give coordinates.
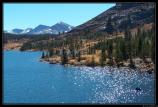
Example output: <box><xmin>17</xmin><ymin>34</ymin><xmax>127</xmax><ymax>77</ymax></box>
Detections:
<box><xmin>124</xmin><ymin>29</ymin><xmax>132</xmax><ymax>41</ymax></box>
<box><xmin>100</xmin><ymin>49</ymin><xmax>105</xmax><ymax>66</ymax></box>
<box><xmin>120</xmin><ymin>39</ymin><xmax>127</xmax><ymax>60</ymax></box>
<box><xmin>61</xmin><ymin>49</ymin><xmax>68</xmax><ymax>65</ymax></box>
<box><xmin>138</xmin><ymin>35</ymin><xmax>142</xmax><ymax>57</ymax></box>
<box><xmin>137</xmin><ymin>27</ymin><xmax>141</xmax><ymax>38</ymax></box>
<box><xmin>129</xmin><ymin>56</ymin><xmax>136</xmax><ymax>69</ymax></box>
<box><xmin>45</xmin><ymin>51</ymin><xmax>49</xmax><ymax>58</ymax></box>
<box><xmin>107</xmin><ymin>40</ymin><xmax>113</xmax><ymax>66</ymax></box>
<box><xmin>124</xmin><ymin>29</ymin><xmax>132</xmax><ymax>60</ymax></box>
<box><xmin>88</xmin><ymin>44</ymin><xmax>91</xmax><ymax>54</ymax></box>
<box><xmin>131</xmin><ymin>38</ymin><xmax>137</xmax><ymax>58</ymax></box>
<box><xmin>71</xmin><ymin>49</ymin><xmax>75</xmax><ymax>59</ymax></box>
<box><xmin>41</xmin><ymin>51</ymin><xmax>45</xmax><ymax>59</ymax></box>
<box><xmin>49</xmin><ymin>49</ymin><xmax>54</xmax><ymax>57</ymax></box>
<box><xmin>115</xmin><ymin>39</ymin><xmax>122</xmax><ymax>62</ymax></box>
<box><xmin>151</xmin><ymin>31</ymin><xmax>155</xmax><ymax>64</ymax></box>
<box><xmin>78</xmin><ymin>51</ymin><xmax>81</xmax><ymax>62</ymax></box>
<box><xmin>91</xmin><ymin>55</ymin><xmax>95</xmax><ymax>67</ymax></box>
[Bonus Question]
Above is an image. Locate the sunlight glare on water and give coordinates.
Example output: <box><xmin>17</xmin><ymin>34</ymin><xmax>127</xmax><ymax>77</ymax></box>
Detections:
<box><xmin>69</xmin><ymin>66</ymin><xmax>155</xmax><ymax>104</ymax></box>
<box><xmin>4</xmin><ymin>51</ymin><xmax>155</xmax><ymax>104</ymax></box>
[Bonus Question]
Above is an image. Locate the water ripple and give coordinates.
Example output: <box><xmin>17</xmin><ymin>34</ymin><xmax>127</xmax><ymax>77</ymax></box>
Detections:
<box><xmin>70</xmin><ymin>66</ymin><xmax>155</xmax><ymax>104</ymax></box>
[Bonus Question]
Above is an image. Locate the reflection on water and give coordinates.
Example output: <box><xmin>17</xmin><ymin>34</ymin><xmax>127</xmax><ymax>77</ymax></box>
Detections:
<box><xmin>69</xmin><ymin>66</ymin><xmax>155</xmax><ymax>104</ymax></box>
<box><xmin>4</xmin><ymin>51</ymin><xmax>155</xmax><ymax>104</ymax></box>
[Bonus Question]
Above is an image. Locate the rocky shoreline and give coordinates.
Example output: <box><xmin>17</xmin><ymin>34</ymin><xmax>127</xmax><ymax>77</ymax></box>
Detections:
<box><xmin>4</xmin><ymin>47</ymin><xmax>154</xmax><ymax>74</ymax></box>
<box><xmin>39</xmin><ymin>56</ymin><xmax>155</xmax><ymax>74</ymax></box>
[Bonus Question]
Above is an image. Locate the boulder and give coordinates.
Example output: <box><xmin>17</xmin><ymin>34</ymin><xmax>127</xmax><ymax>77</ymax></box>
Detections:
<box><xmin>135</xmin><ymin>87</ymin><xmax>141</xmax><ymax>92</ymax></box>
<box><xmin>147</xmin><ymin>69</ymin><xmax>153</xmax><ymax>74</ymax></box>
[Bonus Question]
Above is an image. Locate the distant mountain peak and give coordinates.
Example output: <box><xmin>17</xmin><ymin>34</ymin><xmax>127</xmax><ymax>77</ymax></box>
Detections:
<box><xmin>55</xmin><ymin>21</ymin><xmax>72</xmax><ymax>27</ymax></box>
<box><xmin>36</xmin><ymin>24</ymin><xmax>49</xmax><ymax>28</ymax></box>
<box><xmin>12</xmin><ymin>28</ymin><xmax>24</xmax><ymax>34</ymax></box>
<box><xmin>51</xmin><ymin>22</ymin><xmax>74</xmax><ymax>33</ymax></box>
<box><xmin>57</xmin><ymin>21</ymin><xmax>65</xmax><ymax>24</ymax></box>
<box><xmin>6</xmin><ymin>22</ymin><xmax>74</xmax><ymax>35</ymax></box>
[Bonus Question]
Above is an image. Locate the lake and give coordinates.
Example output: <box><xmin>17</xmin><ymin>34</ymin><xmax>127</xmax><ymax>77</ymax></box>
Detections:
<box><xmin>3</xmin><ymin>50</ymin><xmax>155</xmax><ymax>104</ymax></box>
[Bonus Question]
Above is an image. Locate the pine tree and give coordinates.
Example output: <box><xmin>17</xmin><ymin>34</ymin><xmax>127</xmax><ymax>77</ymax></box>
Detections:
<box><xmin>45</xmin><ymin>51</ymin><xmax>49</xmax><ymax>58</ymax></box>
<box><xmin>88</xmin><ymin>44</ymin><xmax>91</xmax><ymax>54</ymax></box>
<box><xmin>61</xmin><ymin>49</ymin><xmax>68</xmax><ymax>65</ymax></box>
<box><xmin>107</xmin><ymin>40</ymin><xmax>113</xmax><ymax>66</ymax></box>
<box><xmin>91</xmin><ymin>55</ymin><xmax>95</xmax><ymax>67</ymax></box>
<box><xmin>100</xmin><ymin>49</ymin><xmax>105</xmax><ymax>66</ymax></box>
<box><xmin>120</xmin><ymin>39</ymin><xmax>127</xmax><ymax>60</ymax></box>
<box><xmin>115</xmin><ymin>40</ymin><xmax>122</xmax><ymax>63</ymax></box>
<box><xmin>138</xmin><ymin>36</ymin><xmax>142</xmax><ymax>58</ymax></box>
<box><xmin>124</xmin><ymin>29</ymin><xmax>132</xmax><ymax>60</ymax></box>
<box><xmin>131</xmin><ymin>38</ymin><xmax>137</xmax><ymax>58</ymax></box>
<box><xmin>71</xmin><ymin>49</ymin><xmax>75</xmax><ymax>59</ymax></box>
<box><xmin>78</xmin><ymin>51</ymin><xmax>81</xmax><ymax>62</ymax></box>
<box><xmin>151</xmin><ymin>31</ymin><xmax>155</xmax><ymax>64</ymax></box>
<box><xmin>49</xmin><ymin>49</ymin><xmax>54</xmax><ymax>57</ymax></box>
<box><xmin>129</xmin><ymin>56</ymin><xmax>136</xmax><ymax>69</ymax></box>
<box><xmin>41</xmin><ymin>51</ymin><xmax>45</xmax><ymax>59</ymax></box>
<box><xmin>137</xmin><ymin>27</ymin><xmax>142</xmax><ymax>38</ymax></box>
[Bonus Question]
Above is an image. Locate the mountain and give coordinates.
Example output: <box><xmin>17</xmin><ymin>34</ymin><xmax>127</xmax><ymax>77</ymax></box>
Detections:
<box><xmin>5</xmin><ymin>3</ymin><xmax>155</xmax><ymax>36</ymax></box>
<box><xmin>21</xmin><ymin>28</ymin><xmax>33</xmax><ymax>34</ymax></box>
<box><xmin>50</xmin><ymin>21</ymin><xmax>74</xmax><ymax>33</ymax></box>
<box><xmin>27</xmin><ymin>25</ymin><xmax>50</xmax><ymax>34</ymax></box>
<box><xmin>5</xmin><ymin>22</ymin><xmax>74</xmax><ymax>35</ymax></box>
<box><xmin>67</xmin><ymin>3</ymin><xmax>155</xmax><ymax>35</ymax></box>
<box><xmin>11</xmin><ymin>29</ymin><xmax>24</xmax><ymax>34</ymax></box>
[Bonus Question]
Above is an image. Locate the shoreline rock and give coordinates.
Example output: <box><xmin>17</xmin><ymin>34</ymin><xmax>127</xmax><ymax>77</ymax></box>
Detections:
<box><xmin>6</xmin><ymin>49</ymin><xmax>154</xmax><ymax>73</ymax></box>
<box><xmin>40</xmin><ymin>58</ymin><xmax>155</xmax><ymax>73</ymax></box>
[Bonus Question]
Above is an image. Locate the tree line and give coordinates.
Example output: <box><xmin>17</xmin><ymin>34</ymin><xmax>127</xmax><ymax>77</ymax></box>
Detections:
<box><xmin>40</xmin><ymin>24</ymin><xmax>155</xmax><ymax>67</ymax></box>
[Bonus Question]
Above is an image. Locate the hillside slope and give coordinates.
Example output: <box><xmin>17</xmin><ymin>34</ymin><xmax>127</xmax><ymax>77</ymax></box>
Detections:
<box><xmin>66</xmin><ymin>3</ymin><xmax>155</xmax><ymax>35</ymax></box>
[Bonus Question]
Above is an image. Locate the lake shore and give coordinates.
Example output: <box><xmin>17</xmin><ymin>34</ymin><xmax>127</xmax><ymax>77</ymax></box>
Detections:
<box><xmin>39</xmin><ymin>56</ymin><xmax>155</xmax><ymax>73</ymax></box>
<box><xmin>4</xmin><ymin>50</ymin><xmax>155</xmax><ymax>104</ymax></box>
<box><xmin>4</xmin><ymin>42</ymin><xmax>23</xmax><ymax>51</ymax></box>
<box><xmin>4</xmin><ymin>47</ymin><xmax>154</xmax><ymax>74</ymax></box>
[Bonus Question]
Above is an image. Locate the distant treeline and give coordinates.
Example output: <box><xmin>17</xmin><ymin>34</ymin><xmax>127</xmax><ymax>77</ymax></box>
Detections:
<box><xmin>4</xmin><ymin>23</ymin><xmax>155</xmax><ymax>67</ymax></box>
<box><xmin>93</xmin><ymin>27</ymin><xmax>155</xmax><ymax>65</ymax></box>
<box><xmin>3</xmin><ymin>33</ymin><xmax>58</xmax><ymax>43</ymax></box>
<box><xmin>41</xmin><ymin>26</ymin><xmax>155</xmax><ymax>67</ymax></box>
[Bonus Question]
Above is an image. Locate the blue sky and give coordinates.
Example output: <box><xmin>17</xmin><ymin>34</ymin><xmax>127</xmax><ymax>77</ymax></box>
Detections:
<box><xmin>3</xmin><ymin>3</ymin><xmax>115</xmax><ymax>30</ymax></box>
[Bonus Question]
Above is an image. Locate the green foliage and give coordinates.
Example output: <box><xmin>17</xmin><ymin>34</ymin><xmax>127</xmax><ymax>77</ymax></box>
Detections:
<box><xmin>20</xmin><ymin>42</ymin><xmax>32</xmax><ymax>51</ymax></box>
<box><xmin>151</xmin><ymin>28</ymin><xmax>155</xmax><ymax>64</ymax></box>
<box><xmin>129</xmin><ymin>57</ymin><xmax>136</xmax><ymax>69</ymax></box>
<box><xmin>72</xmin><ymin>50</ymin><xmax>75</xmax><ymax>58</ymax></box>
<box><xmin>100</xmin><ymin>49</ymin><xmax>105</xmax><ymax>66</ymax></box>
<box><xmin>41</xmin><ymin>51</ymin><xmax>45</xmax><ymax>59</ymax></box>
<box><xmin>78</xmin><ymin>51</ymin><xmax>81</xmax><ymax>62</ymax></box>
<box><xmin>114</xmin><ymin>38</ymin><xmax>124</xmax><ymax>62</ymax></box>
<box><xmin>107</xmin><ymin>39</ymin><xmax>113</xmax><ymax>60</ymax></box>
<box><xmin>48</xmin><ymin>49</ymin><xmax>54</xmax><ymax>57</ymax></box>
<box><xmin>61</xmin><ymin>49</ymin><xmax>68</xmax><ymax>65</ymax></box>
<box><xmin>93</xmin><ymin>25</ymin><xmax>155</xmax><ymax>65</ymax></box>
<box><xmin>14</xmin><ymin>22</ymin><xmax>155</xmax><ymax>66</ymax></box>
<box><xmin>45</xmin><ymin>51</ymin><xmax>49</xmax><ymax>58</ymax></box>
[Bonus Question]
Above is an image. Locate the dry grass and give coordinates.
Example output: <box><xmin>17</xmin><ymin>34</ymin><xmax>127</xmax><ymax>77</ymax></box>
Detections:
<box><xmin>81</xmin><ymin>54</ymin><xmax>100</xmax><ymax>64</ymax></box>
<box><xmin>4</xmin><ymin>42</ymin><xmax>23</xmax><ymax>50</ymax></box>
